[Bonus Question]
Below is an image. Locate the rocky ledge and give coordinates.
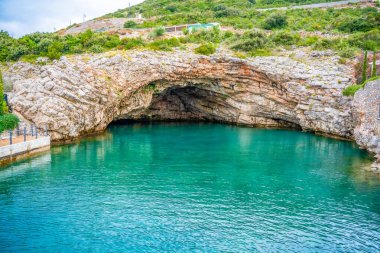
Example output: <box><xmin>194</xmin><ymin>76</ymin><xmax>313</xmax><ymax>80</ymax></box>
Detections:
<box><xmin>3</xmin><ymin>49</ymin><xmax>380</xmax><ymax>172</ymax></box>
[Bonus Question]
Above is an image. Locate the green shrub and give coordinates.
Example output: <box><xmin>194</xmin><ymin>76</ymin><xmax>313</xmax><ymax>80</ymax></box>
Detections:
<box><xmin>148</xmin><ymin>38</ymin><xmax>180</xmax><ymax>51</ymax></box>
<box><xmin>194</xmin><ymin>43</ymin><xmax>216</xmax><ymax>55</ymax></box>
<box><xmin>70</xmin><ymin>45</ymin><xmax>84</xmax><ymax>54</ymax></box>
<box><xmin>214</xmin><ymin>8</ymin><xmax>240</xmax><ymax>18</ymax></box>
<box><xmin>337</xmin><ymin>17</ymin><xmax>373</xmax><ymax>33</ymax></box>
<box><xmin>271</xmin><ymin>31</ymin><xmax>301</xmax><ymax>46</ymax></box>
<box><xmin>20</xmin><ymin>55</ymin><xmax>39</xmax><ymax>64</ymax></box>
<box><xmin>121</xmin><ymin>37</ymin><xmax>146</xmax><ymax>50</ymax></box>
<box><xmin>47</xmin><ymin>41</ymin><xmax>63</xmax><ymax>60</ymax></box>
<box><xmin>342</xmin><ymin>84</ymin><xmax>363</xmax><ymax>96</ymax></box>
<box><xmin>181</xmin><ymin>27</ymin><xmax>225</xmax><ymax>44</ymax></box>
<box><xmin>0</xmin><ymin>114</ymin><xmax>19</xmax><ymax>133</ymax></box>
<box><xmin>313</xmin><ymin>39</ymin><xmax>335</xmax><ymax>50</ymax></box>
<box><xmin>263</xmin><ymin>13</ymin><xmax>288</xmax><ymax>30</ymax></box>
<box><xmin>103</xmin><ymin>35</ymin><xmax>121</xmax><ymax>49</ymax></box>
<box><xmin>298</xmin><ymin>36</ymin><xmax>319</xmax><ymax>47</ymax></box>
<box><xmin>165</xmin><ymin>5</ymin><xmax>177</xmax><ymax>13</ymax></box>
<box><xmin>348</xmin><ymin>29</ymin><xmax>380</xmax><ymax>51</ymax></box>
<box><xmin>124</xmin><ymin>21</ymin><xmax>138</xmax><ymax>28</ymax></box>
<box><xmin>335</xmin><ymin>11</ymin><xmax>380</xmax><ymax>33</ymax></box>
<box><xmin>213</xmin><ymin>5</ymin><xmax>227</xmax><ymax>11</ymax></box>
<box><xmin>338</xmin><ymin>47</ymin><xmax>356</xmax><ymax>59</ymax></box>
<box><xmin>149</xmin><ymin>27</ymin><xmax>166</xmax><ymax>38</ymax></box>
<box><xmin>89</xmin><ymin>45</ymin><xmax>105</xmax><ymax>53</ymax></box>
<box><xmin>230</xmin><ymin>30</ymin><xmax>269</xmax><ymax>51</ymax></box>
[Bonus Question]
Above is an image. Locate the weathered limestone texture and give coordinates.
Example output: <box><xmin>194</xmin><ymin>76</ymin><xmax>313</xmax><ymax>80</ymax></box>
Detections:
<box><xmin>4</xmin><ymin>50</ymin><xmax>355</xmax><ymax>143</ymax></box>
<box><xmin>353</xmin><ymin>80</ymin><xmax>380</xmax><ymax>173</ymax></box>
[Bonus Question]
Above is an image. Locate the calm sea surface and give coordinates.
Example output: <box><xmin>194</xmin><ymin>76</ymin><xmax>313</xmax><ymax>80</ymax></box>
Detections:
<box><xmin>0</xmin><ymin>123</ymin><xmax>379</xmax><ymax>252</ymax></box>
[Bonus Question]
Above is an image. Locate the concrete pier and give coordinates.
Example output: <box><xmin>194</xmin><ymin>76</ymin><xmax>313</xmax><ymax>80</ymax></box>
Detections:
<box><xmin>0</xmin><ymin>136</ymin><xmax>51</xmax><ymax>165</ymax></box>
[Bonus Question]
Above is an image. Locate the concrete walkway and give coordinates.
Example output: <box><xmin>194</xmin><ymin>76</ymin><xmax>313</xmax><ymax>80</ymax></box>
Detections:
<box><xmin>0</xmin><ymin>136</ymin><xmax>51</xmax><ymax>165</ymax></box>
<box><xmin>257</xmin><ymin>0</ymin><xmax>362</xmax><ymax>11</ymax></box>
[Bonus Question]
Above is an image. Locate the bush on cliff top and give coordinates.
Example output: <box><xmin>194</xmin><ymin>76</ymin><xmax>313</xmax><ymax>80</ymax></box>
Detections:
<box><xmin>147</xmin><ymin>38</ymin><xmax>181</xmax><ymax>51</ymax></box>
<box><xmin>149</xmin><ymin>27</ymin><xmax>166</xmax><ymax>38</ymax></box>
<box><xmin>263</xmin><ymin>13</ymin><xmax>288</xmax><ymax>30</ymax></box>
<box><xmin>123</xmin><ymin>21</ymin><xmax>137</xmax><ymax>28</ymax></box>
<box><xmin>194</xmin><ymin>43</ymin><xmax>216</xmax><ymax>56</ymax></box>
<box><xmin>230</xmin><ymin>30</ymin><xmax>269</xmax><ymax>52</ymax></box>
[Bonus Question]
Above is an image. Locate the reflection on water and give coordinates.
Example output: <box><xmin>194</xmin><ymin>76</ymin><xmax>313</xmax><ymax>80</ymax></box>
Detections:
<box><xmin>0</xmin><ymin>153</ymin><xmax>52</xmax><ymax>180</ymax></box>
<box><xmin>0</xmin><ymin>122</ymin><xmax>379</xmax><ymax>252</ymax></box>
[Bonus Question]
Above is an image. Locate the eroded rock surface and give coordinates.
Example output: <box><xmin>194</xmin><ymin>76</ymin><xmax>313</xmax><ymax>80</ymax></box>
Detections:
<box><xmin>4</xmin><ymin>50</ymin><xmax>356</xmax><ymax>143</ymax></box>
<box><xmin>353</xmin><ymin>80</ymin><xmax>380</xmax><ymax>173</ymax></box>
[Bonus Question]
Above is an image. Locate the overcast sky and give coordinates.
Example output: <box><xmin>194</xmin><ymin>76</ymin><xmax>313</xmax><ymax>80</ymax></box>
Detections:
<box><xmin>0</xmin><ymin>0</ymin><xmax>145</xmax><ymax>37</ymax></box>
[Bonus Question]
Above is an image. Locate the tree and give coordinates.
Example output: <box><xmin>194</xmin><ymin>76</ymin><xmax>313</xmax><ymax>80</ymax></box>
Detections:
<box><xmin>0</xmin><ymin>70</ymin><xmax>8</xmax><ymax>115</ymax></box>
<box><xmin>362</xmin><ymin>50</ymin><xmax>368</xmax><ymax>84</ymax></box>
<box><xmin>248</xmin><ymin>0</ymin><xmax>256</xmax><ymax>4</ymax></box>
<box><xmin>372</xmin><ymin>51</ymin><xmax>377</xmax><ymax>78</ymax></box>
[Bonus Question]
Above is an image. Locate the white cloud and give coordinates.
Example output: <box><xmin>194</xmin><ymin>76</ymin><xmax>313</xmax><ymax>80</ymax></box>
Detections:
<box><xmin>0</xmin><ymin>0</ymin><xmax>144</xmax><ymax>37</ymax></box>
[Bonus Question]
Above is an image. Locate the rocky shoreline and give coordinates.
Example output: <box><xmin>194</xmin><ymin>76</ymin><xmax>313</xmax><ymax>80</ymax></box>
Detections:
<box><xmin>2</xmin><ymin>49</ymin><xmax>380</xmax><ymax>172</ymax></box>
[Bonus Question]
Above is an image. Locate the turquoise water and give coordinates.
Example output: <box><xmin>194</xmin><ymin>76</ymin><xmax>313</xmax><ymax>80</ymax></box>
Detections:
<box><xmin>1</xmin><ymin>123</ymin><xmax>380</xmax><ymax>252</ymax></box>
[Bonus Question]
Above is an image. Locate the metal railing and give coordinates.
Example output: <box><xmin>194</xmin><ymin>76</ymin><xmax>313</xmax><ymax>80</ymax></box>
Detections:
<box><xmin>0</xmin><ymin>123</ymin><xmax>49</xmax><ymax>146</ymax></box>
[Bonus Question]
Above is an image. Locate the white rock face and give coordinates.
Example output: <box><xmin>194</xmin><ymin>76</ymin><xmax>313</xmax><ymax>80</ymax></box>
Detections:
<box><xmin>4</xmin><ymin>50</ymin><xmax>356</xmax><ymax>143</ymax></box>
<box><xmin>353</xmin><ymin>80</ymin><xmax>380</xmax><ymax>173</ymax></box>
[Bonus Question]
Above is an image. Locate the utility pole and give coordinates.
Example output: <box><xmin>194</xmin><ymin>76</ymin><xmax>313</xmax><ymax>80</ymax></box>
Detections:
<box><xmin>83</xmin><ymin>13</ymin><xmax>86</xmax><ymax>23</ymax></box>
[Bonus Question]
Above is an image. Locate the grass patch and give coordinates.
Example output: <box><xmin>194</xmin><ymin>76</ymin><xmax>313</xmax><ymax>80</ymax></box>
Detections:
<box><xmin>342</xmin><ymin>76</ymin><xmax>380</xmax><ymax>96</ymax></box>
<box><xmin>342</xmin><ymin>84</ymin><xmax>363</xmax><ymax>96</ymax></box>
<box><xmin>247</xmin><ymin>49</ymin><xmax>273</xmax><ymax>57</ymax></box>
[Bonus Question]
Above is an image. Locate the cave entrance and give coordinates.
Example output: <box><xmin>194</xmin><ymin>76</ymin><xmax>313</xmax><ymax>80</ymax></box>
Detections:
<box><xmin>113</xmin><ymin>81</ymin><xmax>301</xmax><ymax>130</ymax></box>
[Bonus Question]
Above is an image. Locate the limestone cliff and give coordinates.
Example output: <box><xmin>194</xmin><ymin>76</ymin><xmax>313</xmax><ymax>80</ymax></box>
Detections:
<box><xmin>4</xmin><ymin>50</ymin><xmax>355</xmax><ymax>143</ymax></box>
<box><xmin>353</xmin><ymin>80</ymin><xmax>380</xmax><ymax>173</ymax></box>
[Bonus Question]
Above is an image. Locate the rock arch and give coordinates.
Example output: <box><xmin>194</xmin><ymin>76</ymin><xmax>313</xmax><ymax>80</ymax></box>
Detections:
<box><xmin>6</xmin><ymin>50</ymin><xmax>354</xmax><ymax>142</ymax></box>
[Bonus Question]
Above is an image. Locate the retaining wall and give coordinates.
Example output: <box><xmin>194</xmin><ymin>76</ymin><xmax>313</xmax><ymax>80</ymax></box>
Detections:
<box><xmin>0</xmin><ymin>137</ymin><xmax>51</xmax><ymax>165</ymax></box>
